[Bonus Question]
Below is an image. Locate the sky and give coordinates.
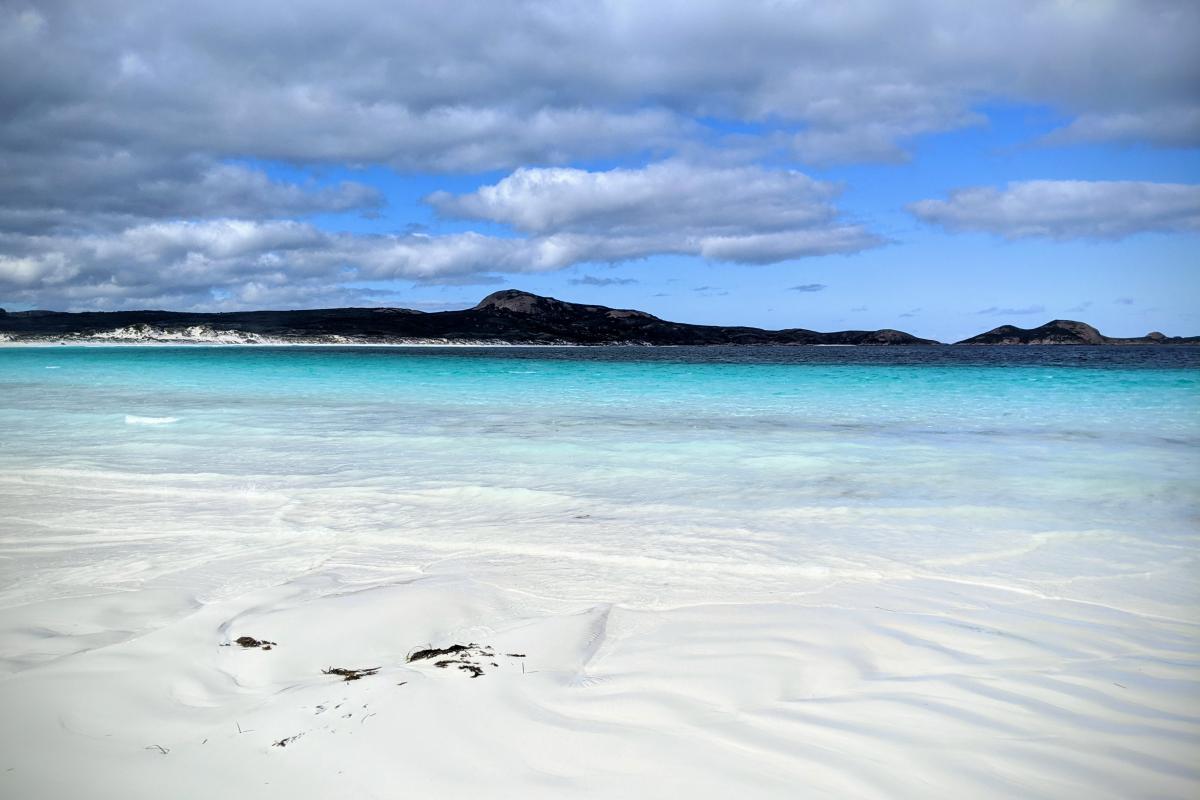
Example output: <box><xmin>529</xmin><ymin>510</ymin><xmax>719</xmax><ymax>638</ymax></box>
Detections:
<box><xmin>0</xmin><ymin>0</ymin><xmax>1197</xmax><ymax>342</ymax></box>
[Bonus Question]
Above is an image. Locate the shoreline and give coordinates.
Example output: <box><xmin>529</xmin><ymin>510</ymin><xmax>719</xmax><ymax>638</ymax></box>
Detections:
<box><xmin>5</xmin><ymin>339</ymin><xmax>1199</xmax><ymax>349</ymax></box>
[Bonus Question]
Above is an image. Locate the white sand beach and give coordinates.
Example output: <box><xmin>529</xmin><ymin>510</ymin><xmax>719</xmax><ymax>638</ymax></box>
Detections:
<box><xmin>1</xmin><ymin>446</ymin><xmax>1196</xmax><ymax>798</ymax></box>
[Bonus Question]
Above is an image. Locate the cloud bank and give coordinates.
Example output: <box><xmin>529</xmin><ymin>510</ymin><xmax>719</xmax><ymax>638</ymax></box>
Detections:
<box><xmin>909</xmin><ymin>181</ymin><xmax>1200</xmax><ymax>240</ymax></box>
<box><xmin>0</xmin><ymin>162</ymin><xmax>879</xmax><ymax>308</ymax></box>
<box><xmin>1</xmin><ymin>1</ymin><xmax>1196</xmax><ymax>308</ymax></box>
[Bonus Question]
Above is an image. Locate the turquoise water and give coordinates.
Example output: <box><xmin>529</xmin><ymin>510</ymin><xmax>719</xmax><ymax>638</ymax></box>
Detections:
<box><xmin>1</xmin><ymin>346</ymin><xmax>1198</xmax><ymax>614</ymax></box>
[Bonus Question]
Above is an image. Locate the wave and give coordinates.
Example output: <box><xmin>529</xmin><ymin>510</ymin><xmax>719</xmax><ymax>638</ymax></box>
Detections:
<box><xmin>124</xmin><ymin>415</ymin><xmax>180</xmax><ymax>425</ymax></box>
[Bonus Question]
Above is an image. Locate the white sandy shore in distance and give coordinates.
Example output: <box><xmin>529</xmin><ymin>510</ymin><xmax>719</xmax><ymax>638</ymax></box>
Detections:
<box><xmin>0</xmin><ymin>340</ymin><xmax>582</xmax><ymax>348</ymax></box>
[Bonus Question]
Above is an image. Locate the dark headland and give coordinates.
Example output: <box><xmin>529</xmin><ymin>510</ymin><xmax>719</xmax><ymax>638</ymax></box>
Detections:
<box><xmin>956</xmin><ymin>319</ymin><xmax>1199</xmax><ymax>346</ymax></box>
<box><xmin>0</xmin><ymin>290</ymin><xmax>933</xmax><ymax>345</ymax></box>
<box><xmin>0</xmin><ymin>290</ymin><xmax>1195</xmax><ymax>346</ymax></box>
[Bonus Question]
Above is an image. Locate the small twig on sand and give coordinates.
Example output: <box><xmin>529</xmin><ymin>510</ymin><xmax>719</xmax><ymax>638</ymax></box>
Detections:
<box><xmin>322</xmin><ymin>666</ymin><xmax>380</xmax><ymax>682</ymax></box>
<box><xmin>145</xmin><ymin>745</ymin><xmax>169</xmax><ymax>755</ymax></box>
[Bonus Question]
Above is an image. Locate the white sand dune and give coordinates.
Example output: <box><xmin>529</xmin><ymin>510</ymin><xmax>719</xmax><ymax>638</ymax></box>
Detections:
<box><xmin>0</xmin><ymin>563</ymin><xmax>1196</xmax><ymax>799</ymax></box>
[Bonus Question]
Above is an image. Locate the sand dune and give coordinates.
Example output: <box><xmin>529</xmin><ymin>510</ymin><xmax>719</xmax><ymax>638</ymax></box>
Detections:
<box><xmin>0</xmin><ymin>565</ymin><xmax>1196</xmax><ymax>799</ymax></box>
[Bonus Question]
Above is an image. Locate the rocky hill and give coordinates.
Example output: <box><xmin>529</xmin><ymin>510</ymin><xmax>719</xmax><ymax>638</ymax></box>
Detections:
<box><xmin>957</xmin><ymin>320</ymin><xmax>1199</xmax><ymax>345</ymax></box>
<box><xmin>0</xmin><ymin>290</ymin><xmax>938</xmax><ymax>346</ymax></box>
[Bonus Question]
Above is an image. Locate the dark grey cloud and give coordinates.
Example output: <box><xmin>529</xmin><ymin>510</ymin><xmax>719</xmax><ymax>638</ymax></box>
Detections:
<box><xmin>908</xmin><ymin>181</ymin><xmax>1200</xmax><ymax>239</ymax></box>
<box><xmin>0</xmin><ymin>156</ymin><xmax>383</xmax><ymax>235</ymax></box>
<box><xmin>4</xmin><ymin>1</ymin><xmax>1195</xmax><ymax>178</ymax></box>
<box><xmin>787</xmin><ymin>284</ymin><xmax>827</xmax><ymax>292</ymax></box>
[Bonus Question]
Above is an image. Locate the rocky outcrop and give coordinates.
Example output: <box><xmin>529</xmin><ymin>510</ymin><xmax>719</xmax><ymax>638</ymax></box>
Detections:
<box><xmin>958</xmin><ymin>320</ymin><xmax>1199</xmax><ymax>345</ymax></box>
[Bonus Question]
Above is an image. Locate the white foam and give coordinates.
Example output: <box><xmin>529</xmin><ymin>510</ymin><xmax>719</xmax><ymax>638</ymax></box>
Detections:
<box><xmin>94</xmin><ymin>324</ymin><xmax>268</xmax><ymax>344</ymax></box>
<box><xmin>124</xmin><ymin>414</ymin><xmax>180</xmax><ymax>425</ymax></box>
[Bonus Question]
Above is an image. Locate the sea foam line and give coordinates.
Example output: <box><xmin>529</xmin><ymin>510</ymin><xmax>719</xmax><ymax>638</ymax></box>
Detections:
<box><xmin>124</xmin><ymin>415</ymin><xmax>180</xmax><ymax>426</ymax></box>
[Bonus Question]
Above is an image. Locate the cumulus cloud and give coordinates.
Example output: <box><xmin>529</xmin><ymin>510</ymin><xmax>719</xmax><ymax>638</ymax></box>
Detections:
<box><xmin>0</xmin><ymin>221</ymin><xmax>563</xmax><ymax>309</ymax></box>
<box><xmin>1042</xmin><ymin>107</ymin><xmax>1200</xmax><ymax>148</ymax></box>
<box><xmin>429</xmin><ymin>163</ymin><xmax>840</xmax><ymax>235</ymax></box>
<box><xmin>0</xmin><ymin>161</ymin><xmax>881</xmax><ymax>308</ymax></box>
<box><xmin>429</xmin><ymin>162</ymin><xmax>880</xmax><ymax>265</ymax></box>
<box><xmin>908</xmin><ymin>181</ymin><xmax>1200</xmax><ymax>239</ymax></box>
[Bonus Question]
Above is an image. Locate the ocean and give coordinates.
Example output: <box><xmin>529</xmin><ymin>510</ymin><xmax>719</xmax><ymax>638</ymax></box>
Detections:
<box><xmin>2</xmin><ymin>344</ymin><xmax>1196</xmax><ymax>612</ymax></box>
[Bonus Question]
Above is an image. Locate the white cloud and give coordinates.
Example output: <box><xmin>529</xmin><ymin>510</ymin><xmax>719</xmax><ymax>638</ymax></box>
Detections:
<box><xmin>429</xmin><ymin>162</ymin><xmax>839</xmax><ymax>235</ymax></box>
<box><xmin>1043</xmin><ymin>107</ymin><xmax>1200</xmax><ymax>148</ymax></box>
<box><xmin>0</xmin><ymin>222</ymin><xmax>626</xmax><ymax>309</ymax></box>
<box><xmin>908</xmin><ymin>181</ymin><xmax>1200</xmax><ymax>239</ymax></box>
<box><xmin>429</xmin><ymin>162</ymin><xmax>881</xmax><ymax>265</ymax></box>
<box><xmin>0</xmin><ymin>162</ymin><xmax>883</xmax><ymax>308</ymax></box>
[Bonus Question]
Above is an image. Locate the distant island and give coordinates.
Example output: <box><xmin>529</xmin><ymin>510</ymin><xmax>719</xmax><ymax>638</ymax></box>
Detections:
<box><xmin>0</xmin><ymin>290</ymin><xmax>1195</xmax><ymax>346</ymax></box>
<box><xmin>956</xmin><ymin>319</ymin><xmax>1199</xmax><ymax>345</ymax></box>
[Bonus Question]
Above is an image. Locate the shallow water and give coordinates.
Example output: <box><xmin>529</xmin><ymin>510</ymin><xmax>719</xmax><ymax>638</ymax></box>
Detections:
<box><xmin>2</xmin><ymin>345</ymin><xmax>1197</xmax><ymax>616</ymax></box>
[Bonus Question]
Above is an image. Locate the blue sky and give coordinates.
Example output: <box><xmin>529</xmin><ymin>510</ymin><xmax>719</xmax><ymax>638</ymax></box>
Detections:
<box><xmin>1</xmin><ymin>1</ymin><xmax>1197</xmax><ymax>341</ymax></box>
<box><xmin>276</xmin><ymin>105</ymin><xmax>1200</xmax><ymax>341</ymax></box>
